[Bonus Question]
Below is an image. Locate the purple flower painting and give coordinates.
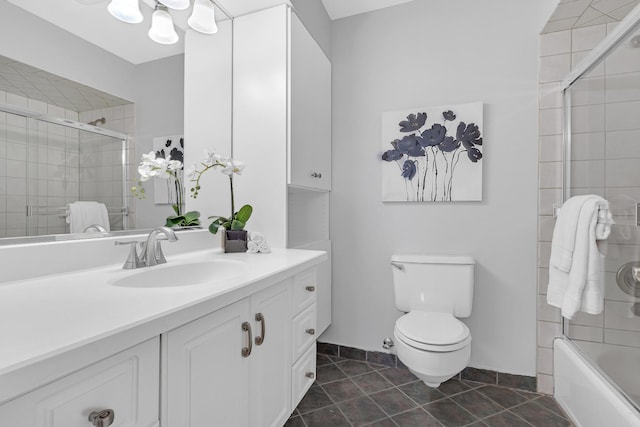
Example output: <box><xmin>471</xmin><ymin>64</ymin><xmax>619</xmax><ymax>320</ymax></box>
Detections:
<box><xmin>381</xmin><ymin>102</ymin><xmax>483</xmax><ymax>202</ymax></box>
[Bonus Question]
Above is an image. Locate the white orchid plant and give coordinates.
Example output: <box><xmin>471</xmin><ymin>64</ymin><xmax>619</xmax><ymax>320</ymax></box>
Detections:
<box><xmin>132</xmin><ymin>151</ymin><xmax>201</xmax><ymax>227</ymax></box>
<box><xmin>188</xmin><ymin>150</ymin><xmax>253</xmax><ymax>234</ymax></box>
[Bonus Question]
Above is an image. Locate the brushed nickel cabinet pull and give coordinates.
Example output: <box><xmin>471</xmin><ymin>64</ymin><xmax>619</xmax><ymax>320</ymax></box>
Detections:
<box><xmin>305</xmin><ymin>328</ymin><xmax>315</xmax><ymax>335</ymax></box>
<box><xmin>242</xmin><ymin>322</ymin><xmax>252</xmax><ymax>357</ymax></box>
<box><xmin>88</xmin><ymin>409</ymin><xmax>115</xmax><ymax>427</ymax></box>
<box><xmin>305</xmin><ymin>286</ymin><xmax>315</xmax><ymax>292</ymax></box>
<box><xmin>305</xmin><ymin>372</ymin><xmax>315</xmax><ymax>379</ymax></box>
<box><xmin>255</xmin><ymin>313</ymin><xmax>265</xmax><ymax>345</ymax></box>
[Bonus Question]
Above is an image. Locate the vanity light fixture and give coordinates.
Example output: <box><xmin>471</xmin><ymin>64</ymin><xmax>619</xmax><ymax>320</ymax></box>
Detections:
<box><xmin>107</xmin><ymin>0</ymin><xmax>222</xmax><ymax>44</ymax></box>
<box><xmin>148</xmin><ymin>3</ymin><xmax>179</xmax><ymax>45</ymax></box>
<box><xmin>160</xmin><ymin>0</ymin><xmax>190</xmax><ymax>10</ymax></box>
<box><xmin>107</xmin><ymin>0</ymin><xmax>144</xmax><ymax>24</ymax></box>
<box><xmin>187</xmin><ymin>0</ymin><xmax>218</xmax><ymax>34</ymax></box>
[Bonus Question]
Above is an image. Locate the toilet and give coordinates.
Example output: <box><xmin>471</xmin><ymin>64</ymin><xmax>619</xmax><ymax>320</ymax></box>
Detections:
<box><xmin>391</xmin><ymin>254</ymin><xmax>475</xmax><ymax>388</ymax></box>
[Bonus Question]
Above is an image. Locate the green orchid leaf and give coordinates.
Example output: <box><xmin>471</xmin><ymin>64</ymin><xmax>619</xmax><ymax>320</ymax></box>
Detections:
<box><xmin>222</xmin><ymin>221</ymin><xmax>232</xmax><ymax>230</ymax></box>
<box><xmin>208</xmin><ymin>220</ymin><xmax>221</xmax><ymax>234</ymax></box>
<box><xmin>230</xmin><ymin>220</ymin><xmax>245</xmax><ymax>230</ymax></box>
<box><xmin>172</xmin><ymin>204</ymin><xmax>181</xmax><ymax>216</ymax></box>
<box><xmin>165</xmin><ymin>215</ymin><xmax>184</xmax><ymax>227</ymax></box>
<box><xmin>235</xmin><ymin>205</ymin><xmax>253</xmax><ymax>223</ymax></box>
<box><xmin>184</xmin><ymin>210</ymin><xmax>200</xmax><ymax>222</ymax></box>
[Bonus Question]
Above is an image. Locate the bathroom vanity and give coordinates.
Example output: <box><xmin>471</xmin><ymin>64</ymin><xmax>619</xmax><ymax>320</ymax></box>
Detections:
<box><xmin>0</xmin><ymin>230</ymin><xmax>326</xmax><ymax>427</ymax></box>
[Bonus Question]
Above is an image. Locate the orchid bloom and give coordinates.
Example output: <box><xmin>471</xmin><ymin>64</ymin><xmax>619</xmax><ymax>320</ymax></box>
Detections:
<box><xmin>221</xmin><ymin>160</ymin><xmax>245</xmax><ymax>176</ymax></box>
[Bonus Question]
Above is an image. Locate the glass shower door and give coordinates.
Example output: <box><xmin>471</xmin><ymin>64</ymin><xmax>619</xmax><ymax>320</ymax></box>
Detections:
<box><xmin>564</xmin><ymin>23</ymin><xmax>640</xmax><ymax>409</ymax></box>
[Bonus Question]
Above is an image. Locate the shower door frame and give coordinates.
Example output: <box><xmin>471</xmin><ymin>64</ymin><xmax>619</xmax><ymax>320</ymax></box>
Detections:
<box><xmin>0</xmin><ymin>102</ymin><xmax>131</xmax><ymax>232</ymax></box>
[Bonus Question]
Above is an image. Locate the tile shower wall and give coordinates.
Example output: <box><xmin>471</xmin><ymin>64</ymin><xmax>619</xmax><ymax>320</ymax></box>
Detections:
<box><xmin>537</xmin><ymin>21</ymin><xmax>640</xmax><ymax>393</ymax></box>
<box><xmin>0</xmin><ymin>91</ymin><xmax>80</xmax><ymax>237</ymax></box>
<box><xmin>79</xmin><ymin>105</ymin><xmax>136</xmax><ymax>231</ymax></box>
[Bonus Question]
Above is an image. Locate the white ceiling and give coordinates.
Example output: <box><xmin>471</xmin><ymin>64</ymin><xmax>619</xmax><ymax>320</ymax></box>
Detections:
<box><xmin>320</xmin><ymin>0</ymin><xmax>415</xmax><ymax>20</ymax></box>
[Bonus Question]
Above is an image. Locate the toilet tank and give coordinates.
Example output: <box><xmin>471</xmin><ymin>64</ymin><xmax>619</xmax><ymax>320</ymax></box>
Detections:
<box><xmin>392</xmin><ymin>254</ymin><xmax>475</xmax><ymax>318</ymax></box>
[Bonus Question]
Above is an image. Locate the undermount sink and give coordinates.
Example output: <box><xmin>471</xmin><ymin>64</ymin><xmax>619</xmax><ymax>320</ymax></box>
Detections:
<box><xmin>112</xmin><ymin>260</ymin><xmax>246</xmax><ymax>288</ymax></box>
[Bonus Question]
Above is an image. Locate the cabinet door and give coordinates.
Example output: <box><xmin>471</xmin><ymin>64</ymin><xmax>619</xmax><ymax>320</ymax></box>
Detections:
<box><xmin>0</xmin><ymin>338</ymin><xmax>159</xmax><ymax>427</ymax></box>
<box><xmin>250</xmin><ymin>279</ymin><xmax>292</xmax><ymax>427</ymax></box>
<box><xmin>164</xmin><ymin>299</ymin><xmax>251</xmax><ymax>427</ymax></box>
<box><xmin>289</xmin><ymin>12</ymin><xmax>332</xmax><ymax>191</ymax></box>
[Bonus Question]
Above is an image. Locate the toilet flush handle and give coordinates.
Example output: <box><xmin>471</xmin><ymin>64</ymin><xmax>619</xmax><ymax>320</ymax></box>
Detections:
<box><xmin>391</xmin><ymin>262</ymin><xmax>405</xmax><ymax>271</ymax></box>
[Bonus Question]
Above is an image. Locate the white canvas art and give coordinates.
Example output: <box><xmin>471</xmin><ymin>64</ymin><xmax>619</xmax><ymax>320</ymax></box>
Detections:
<box><xmin>152</xmin><ymin>135</ymin><xmax>184</xmax><ymax>205</ymax></box>
<box><xmin>381</xmin><ymin>102</ymin><xmax>483</xmax><ymax>202</ymax></box>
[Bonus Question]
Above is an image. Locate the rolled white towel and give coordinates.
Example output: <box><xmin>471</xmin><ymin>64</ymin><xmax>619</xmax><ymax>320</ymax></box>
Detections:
<box><xmin>249</xmin><ymin>231</ymin><xmax>266</xmax><ymax>244</ymax></box>
<box><xmin>247</xmin><ymin>232</ymin><xmax>271</xmax><ymax>253</ymax></box>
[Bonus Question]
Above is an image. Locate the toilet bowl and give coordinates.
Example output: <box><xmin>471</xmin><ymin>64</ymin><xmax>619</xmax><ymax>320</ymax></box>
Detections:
<box><xmin>393</xmin><ymin>311</ymin><xmax>471</xmax><ymax>387</ymax></box>
<box><xmin>390</xmin><ymin>254</ymin><xmax>475</xmax><ymax>388</ymax></box>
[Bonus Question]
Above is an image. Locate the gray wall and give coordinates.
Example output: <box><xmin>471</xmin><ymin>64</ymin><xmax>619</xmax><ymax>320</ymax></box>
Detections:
<box><xmin>133</xmin><ymin>54</ymin><xmax>185</xmax><ymax>229</ymax></box>
<box><xmin>323</xmin><ymin>0</ymin><xmax>555</xmax><ymax>376</ymax></box>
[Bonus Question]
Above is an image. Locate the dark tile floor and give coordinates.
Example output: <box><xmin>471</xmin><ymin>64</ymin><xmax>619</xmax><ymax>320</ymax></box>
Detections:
<box><xmin>285</xmin><ymin>354</ymin><xmax>574</xmax><ymax>427</ymax></box>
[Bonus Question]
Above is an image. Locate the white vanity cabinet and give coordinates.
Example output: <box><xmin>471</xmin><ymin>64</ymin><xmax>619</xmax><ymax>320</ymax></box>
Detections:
<box><xmin>163</xmin><ymin>279</ymin><xmax>293</xmax><ymax>427</ymax></box>
<box><xmin>0</xmin><ymin>338</ymin><xmax>160</xmax><ymax>427</ymax></box>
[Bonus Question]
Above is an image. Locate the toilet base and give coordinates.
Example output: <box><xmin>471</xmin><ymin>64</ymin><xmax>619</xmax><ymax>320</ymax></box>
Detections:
<box><xmin>394</xmin><ymin>332</ymin><xmax>471</xmax><ymax>389</ymax></box>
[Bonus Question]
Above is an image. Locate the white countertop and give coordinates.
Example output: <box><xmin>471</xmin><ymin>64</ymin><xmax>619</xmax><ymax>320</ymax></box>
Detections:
<box><xmin>0</xmin><ymin>247</ymin><xmax>326</xmax><ymax>402</ymax></box>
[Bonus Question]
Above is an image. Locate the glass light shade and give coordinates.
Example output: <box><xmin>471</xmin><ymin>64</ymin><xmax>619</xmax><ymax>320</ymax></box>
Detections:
<box><xmin>107</xmin><ymin>0</ymin><xmax>143</xmax><ymax>24</ymax></box>
<box><xmin>148</xmin><ymin>6</ymin><xmax>179</xmax><ymax>45</ymax></box>
<box><xmin>160</xmin><ymin>0</ymin><xmax>190</xmax><ymax>10</ymax></box>
<box><xmin>187</xmin><ymin>0</ymin><xmax>218</xmax><ymax>34</ymax></box>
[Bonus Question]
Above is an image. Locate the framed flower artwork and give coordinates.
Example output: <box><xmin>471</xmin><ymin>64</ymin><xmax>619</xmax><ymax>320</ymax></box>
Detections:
<box><xmin>381</xmin><ymin>102</ymin><xmax>483</xmax><ymax>202</ymax></box>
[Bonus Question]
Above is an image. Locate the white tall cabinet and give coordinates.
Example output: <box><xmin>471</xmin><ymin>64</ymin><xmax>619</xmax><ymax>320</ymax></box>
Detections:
<box><xmin>233</xmin><ymin>4</ymin><xmax>332</xmax><ymax>335</ymax></box>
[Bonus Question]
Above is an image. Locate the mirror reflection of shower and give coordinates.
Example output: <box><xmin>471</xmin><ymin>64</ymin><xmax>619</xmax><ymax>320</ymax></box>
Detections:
<box><xmin>0</xmin><ymin>54</ymin><xmax>136</xmax><ymax>239</ymax></box>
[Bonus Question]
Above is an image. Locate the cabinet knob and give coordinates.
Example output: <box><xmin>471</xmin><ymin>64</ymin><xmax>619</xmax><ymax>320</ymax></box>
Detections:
<box><xmin>305</xmin><ymin>328</ymin><xmax>315</xmax><ymax>335</ymax></box>
<box><xmin>88</xmin><ymin>409</ymin><xmax>115</xmax><ymax>427</ymax></box>
<box><xmin>305</xmin><ymin>372</ymin><xmax>315</xmax><ymax>379</ymax></box>
<box><xmin>305</xmin><ymin>286</ymin><xmax>315</xmax><ymax>292</ymax></box>
<box><xmin>310</xmin><ymin>172</ymin><xmax>322</xmax><ymax>179</ymax></box>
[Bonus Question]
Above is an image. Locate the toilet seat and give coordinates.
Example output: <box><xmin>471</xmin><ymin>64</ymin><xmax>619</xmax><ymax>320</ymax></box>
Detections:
<box><xmin>394</xmin><ymin>311</ymin><xmax>471</xmax><ymax>352</ymax></box>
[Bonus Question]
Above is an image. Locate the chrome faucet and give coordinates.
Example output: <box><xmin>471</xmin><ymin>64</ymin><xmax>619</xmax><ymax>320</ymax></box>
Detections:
<box><xmin>115</xmin><ymin>227</ymin><xmax>178</xmax><ymax>269</ymax></box>
<box><xmin>140</xmin><ymin>226</ymin><xmax>178</xmax><ymax>267</ymax></box>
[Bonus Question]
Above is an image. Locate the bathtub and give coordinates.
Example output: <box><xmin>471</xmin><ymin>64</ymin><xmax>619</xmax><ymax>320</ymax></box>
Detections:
<box><xmin>554</xmin><ymin>338</ymin><xmax>640</xmax><ymax>426</ymax></box>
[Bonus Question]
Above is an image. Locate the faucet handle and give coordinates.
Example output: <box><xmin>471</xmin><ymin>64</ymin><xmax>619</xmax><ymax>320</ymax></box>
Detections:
<box><xmin>115</xmin><ymin>240</ymin><xmax>143</xmax><ymax>269</ymax></box>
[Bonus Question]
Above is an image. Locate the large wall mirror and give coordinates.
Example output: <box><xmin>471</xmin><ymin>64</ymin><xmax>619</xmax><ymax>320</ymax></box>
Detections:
<box><xmin>0</xmin><ymin>0</ymin><xmax>232</xmax><ymax>244</ymax></box>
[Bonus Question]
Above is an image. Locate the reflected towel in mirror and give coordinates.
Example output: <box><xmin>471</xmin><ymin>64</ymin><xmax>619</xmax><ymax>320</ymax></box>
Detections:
<box><xmin>67</xmin><ymin>201</ymin><xmax>111</xmax><ymax>234</ymax></box>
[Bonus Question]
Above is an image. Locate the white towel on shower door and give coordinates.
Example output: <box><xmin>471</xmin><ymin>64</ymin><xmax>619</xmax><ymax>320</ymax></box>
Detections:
<box><xmin>68</xmin><ymin>201</ymin><xmax>111</xmax><ymax>234</ymax></box>
<box><xmin>547</xmin><ymin>196</ymin><xmax>609</xmax><ymax>319</ymax></box>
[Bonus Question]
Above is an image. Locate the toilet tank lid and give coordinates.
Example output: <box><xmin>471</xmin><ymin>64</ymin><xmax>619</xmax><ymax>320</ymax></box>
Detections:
<box><xmin>391</xmin><ymin>254</ymin><xmax>475</xmax><ymax>265</ymax></box>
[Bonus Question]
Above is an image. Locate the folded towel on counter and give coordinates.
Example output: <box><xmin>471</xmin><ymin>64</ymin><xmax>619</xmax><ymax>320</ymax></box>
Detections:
<box><xmin>547</xmin><ymin>195</ymin><xmax>612</xmax><ymax>319</ymax></box>
<box><xmin>68</xmin><ymin>201</ymin><xmax>111</xmax><ymax>234</ymax></box>
<box><xmin>247</xmin><ymin>231</ymin><xmax>271</xmax><ymax>254</ymax></box>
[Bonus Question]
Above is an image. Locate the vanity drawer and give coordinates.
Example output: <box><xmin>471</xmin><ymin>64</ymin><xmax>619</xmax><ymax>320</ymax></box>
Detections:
<box><xmin>291</xmin><ymin>343</ymin><xmax>316</xmax><ymax>410</ymax></box>
<box><xmin>0</xmin><ymin>338</ymin><xmax>160</xmax><ymax>427</ymax></box>
<box><xmin>292</xmin><ymin>303</ymin><xmax>317</xmax><ymax>362</ymax></box>
<box><xmin>292</xmin><ymin>268</ymin><xmax>317</xmax><ymax>315</ymax></box>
